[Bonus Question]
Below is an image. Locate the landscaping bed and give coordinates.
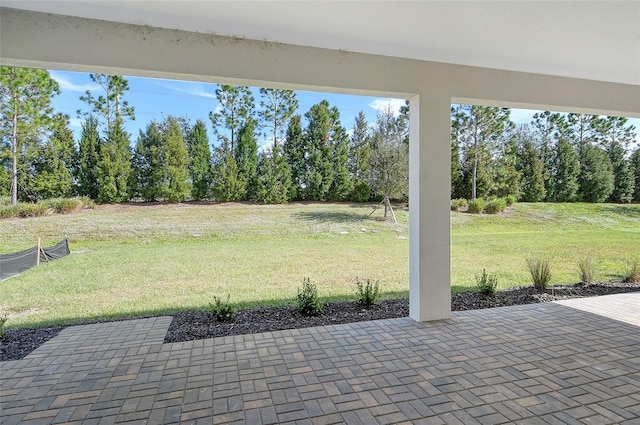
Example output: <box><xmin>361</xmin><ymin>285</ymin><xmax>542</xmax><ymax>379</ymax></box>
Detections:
<box><xmin>2</xmin><ymin>280</ymin><xmax>638</xmax><ymax>362</ymax></box>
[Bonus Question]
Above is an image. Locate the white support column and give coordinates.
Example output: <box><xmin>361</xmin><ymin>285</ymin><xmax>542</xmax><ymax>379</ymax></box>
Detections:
<box><xmin>409</xmin><ymin>92</ymin><xmax>452</xmax><ymax>321</ymax></box>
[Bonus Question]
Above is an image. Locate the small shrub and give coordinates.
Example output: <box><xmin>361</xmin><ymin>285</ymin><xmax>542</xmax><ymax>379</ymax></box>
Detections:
<box><xmin>623</xmin><ymin>257</ymin><xmax>640</xmax><ymax>283</ymax></box>
<box><xmin>484</xmin><ymin>198</ymin><xmax>507</xmax><ymax>214</ymax></box>
<box><xmin>41</xmin><ymin>198</ymin><xmax>82</xmax><ymax>214</ymax></box>
<box><xmin>505</xmin><ymin>194</ymin><xmax>516</xmax><ymax>206</ymax></box>
<box><xmin>208</xmin><ymin>295</ymin><xmax>236</xmax><ymax>321</ymax></box>
<box><xmin>527</xmin><ymin>257</ymin><xmax>552</xmax><ymax>291</ymax></box>
<box><xmin>0</xmin><ymin>196</ymin><xmax>10</xmax><ymax>206</ymax></box>
<box><xmin>450</xmin><ymin>198</ymin><xmax>468</xmax><ymax>212</ymax></box>
<box><xmin>577</xmin><ymin>256</ymin><xmax>595</xmax><ymax>285</ymax></box>
<box><xmin>16</xmin><ymin>203</ymin><xmax>48</xmax><ymax>218</ymax></box>
<box><xmin>0</xmin><ymin>204</ymin><xmax>18</xmax><ymax>219</ymax></box>
<box><xmin>476</xmin><ymin>269</ymin><xmax>498</xmax><ymax>296</ymax></box>
<box><xmin>356</xmin><ymin>278</ymin><xmax>380</xmax><ymax>307</ymax></box>
<box><xmin>467</xmin><ymin>198</ymin><xmax>485</xmax><ymax>214</ymax></box>
<box><xmin>0</xmin><ymin>314</ymin><xmax>7</xmax><ymax>338</ymax></box>
<box><xmin>297</xmin><ymin>277</ymin><xmax>323</xmax><ymax>316</ymax></box>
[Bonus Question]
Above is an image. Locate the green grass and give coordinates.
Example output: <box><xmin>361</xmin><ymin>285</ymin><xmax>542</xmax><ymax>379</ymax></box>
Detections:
<box><xmin>1</xmin><ymin>202</ymin><xmax>638</xmax><ymax>329</ymax></box>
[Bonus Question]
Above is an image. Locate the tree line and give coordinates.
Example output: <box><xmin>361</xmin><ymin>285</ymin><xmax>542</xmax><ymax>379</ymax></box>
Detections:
<box><xmin>1</xmin><ymin>66</ymin><xmax>639</xmax><ymax>206</ymax></box>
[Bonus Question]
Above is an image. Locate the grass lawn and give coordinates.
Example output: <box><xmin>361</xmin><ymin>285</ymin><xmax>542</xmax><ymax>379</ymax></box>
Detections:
<box><xmin>1</xmin><ymin>201</ymin><xmax>638</xmax><ymax>329</ymax></box>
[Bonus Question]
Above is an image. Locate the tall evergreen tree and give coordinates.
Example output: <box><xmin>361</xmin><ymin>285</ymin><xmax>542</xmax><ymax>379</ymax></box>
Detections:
<box><xmin>578</xmin><ymin>144</ymin><xmax>614</xmax><ymax>203</ymax></box>
<box><xmin>348</xmin><ymin>111</ymin><xmax>372</xmax><ymax>201</ymax></box>
<box><xmin>186</xmin><ymin>119</ymin><xmax>212</xmax><ymax>201</ymax></box>
<box><xmin>211</xmin><ymin>139</ymin><xmax>244</xmax><ymax>202</ymax></box>
<box><xmin>531</xmin><ymin>111</ymin><xmax>565</xmax><ymax>200</ymax></box>
<box><xmin>596</xmin><ymin>116</ymin><xmax>636</xmax><ymax>203</ymax></box>
<box><xmin>283</xmin><ymin>115</ymin><xmax>306</xmax><ymax>200</ymax></box>
<box><xmin>329</xmin><ymin>124</ymin><xmax>353</xmax><ymax>200</ymax></box>
<box><xmin>161</xmin><ymin>117</ymin><xmax>191</xmax><ymax>203</ymax></box>
<box><xmin>209</xmin><ymin>85</ymin><xmax>254</xmax><ymax>151</ymax></box>
<box><xmin>631</xmin><ymin>146</ymin><xmax>640</xmax><ymax>202</ymax></box>
<box><xmin>549</xmin><ymin>138</ymin><xmax>580</xmax><ymax>202</ymax></box>
<box><xmin>77</xmin><ymin>115</ymin><xmax>101</xmax><ymax>199</ymax></box>
<box><xmin>256</xmin><ymin>143</ymin><xmax>292</xmax><ymax>204</ymax></box>
<box><xmin>565</xmin><ymin>113</ymin><xmax>598</xmax><ymax>147</ymax></box>
<box><xmin>132</xmin><ymin>121</ymin><xmax>164</xmax><ymax>201</ymax></box>
<box><xmin>96</xmin><ymin>118</ymin><xmax>131</xmax><ymax>203</ymax></box>
<box><xmin>493</xmin><ymin>133</ymin><xmax>521</xmax><ymax>198</ymax></box>
<box><xmin>515</xmin><ymin>125</ymin><xmax>546</xmax><ymax>202</ymax></box>
<box><xmin>235</xmin><ymin>117</ymin><xmax>259</xmax><ymax>200</ymax></box>
<box><xmin>259</xmin><ymin>88</ymin><xmax>298</xmax><ymax>146</ymax></box>
<box><xmin>303</xmin><ymin>100</ymin><xmax>340</xmax><ymax>200</ymax></box>
<box><xmin>0</xmin><ymin>66</ymin><xmax>60</xmax><ymax>204</ymax></box>
<box><xmin>27</xmin><ymin>113</ymin><xmax>76</xmax><ymax>200</ymax></box>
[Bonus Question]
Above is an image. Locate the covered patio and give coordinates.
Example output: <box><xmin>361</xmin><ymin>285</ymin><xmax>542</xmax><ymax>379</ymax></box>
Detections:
<box><xmin>2</xmin><ymin>293</ymin><xmax>640</xmax><ymax>424</ymax></box>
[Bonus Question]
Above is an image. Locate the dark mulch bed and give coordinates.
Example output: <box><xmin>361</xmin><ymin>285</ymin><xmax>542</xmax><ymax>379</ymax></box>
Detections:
<box><xmin>2</xmin><ymin>281</ymin><xmax>638</xmax><ymax>362</ymax></box>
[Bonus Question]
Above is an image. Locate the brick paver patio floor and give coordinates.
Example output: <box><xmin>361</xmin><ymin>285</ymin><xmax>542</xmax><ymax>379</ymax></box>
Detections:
<box><xmin>2</xmin><ymin>293</ymin><xmax>639</xmax><ymax>424</ymax></box>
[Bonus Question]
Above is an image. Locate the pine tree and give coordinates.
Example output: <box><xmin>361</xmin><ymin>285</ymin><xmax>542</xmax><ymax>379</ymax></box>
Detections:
<box><xmin>161</xmin><ymin>117</ymin><xmax>191</xmax><ymax>203</ymax></box>
<box><xmin>550</xmin><ymin>138</ymin><xmax>580</xmax><ymax>202</ymax></box>
<box><xmin>452</xmin><ymin>104</ymin><xmax>513</xmax><ymax>199</ymax></box>
<box><xmin>0</xmin><ymin>66</ymin><xmax>60</xmax><ymax>204</ymax></box>
<box><xmin>78</xmin><ymin>74</ymin><xmax>135</xmax><ymax>130</ymax></box>
<box><xmin>256</xmin><ymin>143</ymin><xmax>292</xmax><ymax>204</ymax></box>
<box><xmin>531</xmin><ymin>111</ymin><xmax>565</xmax><ymax>200</ymax></box>
<box><xmin>450</xmin><ymin>108</ymin><xmax>464</xmax><ymax>199</ymax></box>
<box><xmin>77</xmin><ymin>116</ymin><xmax>101</xmax><ymax>199</ymax></box>
<box><xmin>631</xmin><ymin>146</ymin><xmax>640</xmax><ymax>202</ymax></box>
<box><xmin>96</xmin><ymin>118</ymin><xmax>131</xmax><ymax>203</ymax></box>
<box><xmin>578</xmin><ymin>144</ymin><xmax>614</xmax><ymax>203</ymax></box>
<box><xmin>235</xmin><ymin>118</ymin><xmax>259</xmax><ymax>200</ymax></box>
<box><xmin>28</xmin><ymin>113</ymin><xmax>76</xmax><ymax>199</ymax></box>
<box><xmin>209</xmin><ymin>85</ymin><xmax>254</xmax><ymax>152</ymax></box>
<box><xmin>283</xmin><ymin>115</ymin><xmax>306</xmax><ymax>200</ymax></box>
<box><xmin>349</xmin><ymin>111</ymin><xmax>371</xmax><ymax>201</ymax></box>
<box><xmin>186</xmin><ymin>119</ymin><xmax>212</xmax><ymax>201</ymax></box>
<box><xmin>516</xmin><ymin>125</ymin><xmax>546</xmax><ymax>202</ymax></box>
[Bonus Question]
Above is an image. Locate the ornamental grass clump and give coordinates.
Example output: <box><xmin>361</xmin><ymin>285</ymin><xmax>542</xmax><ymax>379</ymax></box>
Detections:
<box><xmin>208</xmin><ymin>295</ymin><xmax>236</xmax><ymax>322</ymax></box>
<box><xmin>527</xmin><ymin>257</ymin><xmax>552</xmax><ymax>291</ymax></box>
<box><xmin>467</xmin><ymin>198</ymin><xmax>485</xmax><ymax>214</ymax></box>
<box><xmin>356</xmin><ymin>278</ymin><xmax>380</xmax><ymax>307</ymax></box>
<box><xmin>450</xmin><ymin>198</ymin><xmax>468</xmax><ymax>212</ymax></box>
<box><xmin>577</xmin><ymin>256</ymin><xmax>595</xmax><ymax>285</ymax></box>
<box><xmin>297</xmin><ymin>277</ymin><xmax>323</xmax><ymax>316</ymax></box>
<box><xmin>623</xmin><ymin>257</ymin><xmax>640</xmax><ymax>283</ymax></box>
<box><xmin>476</xmin><ymin>269</ymin><xmax>498</xmax><ymax>296</ymax></box>
<box><xmin>484</xmin><ymin>198</ymin><xmax>507</xmax><ymax>214</ymax></box>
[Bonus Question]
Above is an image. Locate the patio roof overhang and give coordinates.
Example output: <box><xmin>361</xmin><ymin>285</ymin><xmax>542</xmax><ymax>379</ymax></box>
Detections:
<box><xmin>1</xmin><ymin>5</ymin><xmax>639</xmax><ymax>322</ymax></box>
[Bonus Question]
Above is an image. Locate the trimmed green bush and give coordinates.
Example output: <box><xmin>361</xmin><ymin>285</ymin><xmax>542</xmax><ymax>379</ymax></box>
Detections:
<box><xmin>527</xmin><ymin>257</ymin><xmax>552</xmax><ymax>291</ymax></box>
<box><xmin>208</xmin><ymin>295</ymin><xmax>236</xmax><ymax>321</ymax></box>
<box><xmin>623</xmin><ymin>258</ymin><xmax>640</xmax><ymax>283</ymax></box>
<box><xmin>297</xmin><ymin>277</ymin><xmax>323</xmax><ymax>316</ymax></box>
<box><xmin>467</xmin><ymin>198</ymin><xmax>485</xmax><ymax>214</ymax></box>
<box><xmin>450</xmin><ymin>198</ymin><xmax>468</xmax><ymax>211</ymax></box>
<box><xmin>578</xmin><ymin>256</ymin><xmax>595</xmax><ymax>285</ymax></box>
<box><xmin>476</xmin><ymin>269</ymin><xmax>498</xmax><ymax>296</ymax></box>
<box><xmin>356</xmin><ymin>278</ymin><xmax>380</xmax><ymax>307</ymax></box>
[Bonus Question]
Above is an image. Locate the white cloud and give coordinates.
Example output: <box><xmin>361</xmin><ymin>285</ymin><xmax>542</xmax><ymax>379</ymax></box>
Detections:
<box><xmin>158</xmin><ymin>81</ymin><xmax>218</xmax><ymax>100</ymax></box>
<box><xmin>368</xmin><ymin>98</ymin><xmax>406</xmax><ymax>117</ymax></box>
<box><xmin>50</xmin><ymin>71</ymin><xmax>99</xmax><ymax>92</ymax></box>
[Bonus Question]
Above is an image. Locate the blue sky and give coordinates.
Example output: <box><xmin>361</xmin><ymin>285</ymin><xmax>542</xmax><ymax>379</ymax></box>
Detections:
<box><xmin>49</xmin><ymin>70</ymin><xmax>639</xmax><ymax>149</ymax></box>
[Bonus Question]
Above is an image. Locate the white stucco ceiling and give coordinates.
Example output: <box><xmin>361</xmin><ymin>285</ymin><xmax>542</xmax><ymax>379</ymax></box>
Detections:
<box><xmin>3</xmin><ymin>1</ymin><xmax>640</xmax><ymax>86</ymax></box>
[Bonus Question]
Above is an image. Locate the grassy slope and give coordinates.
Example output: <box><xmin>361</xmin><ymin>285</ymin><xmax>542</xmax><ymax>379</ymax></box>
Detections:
<box><xmin>0</xmin><ymin>202</ymin><xmax>638</xmax><ymax>329</ymax></box>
